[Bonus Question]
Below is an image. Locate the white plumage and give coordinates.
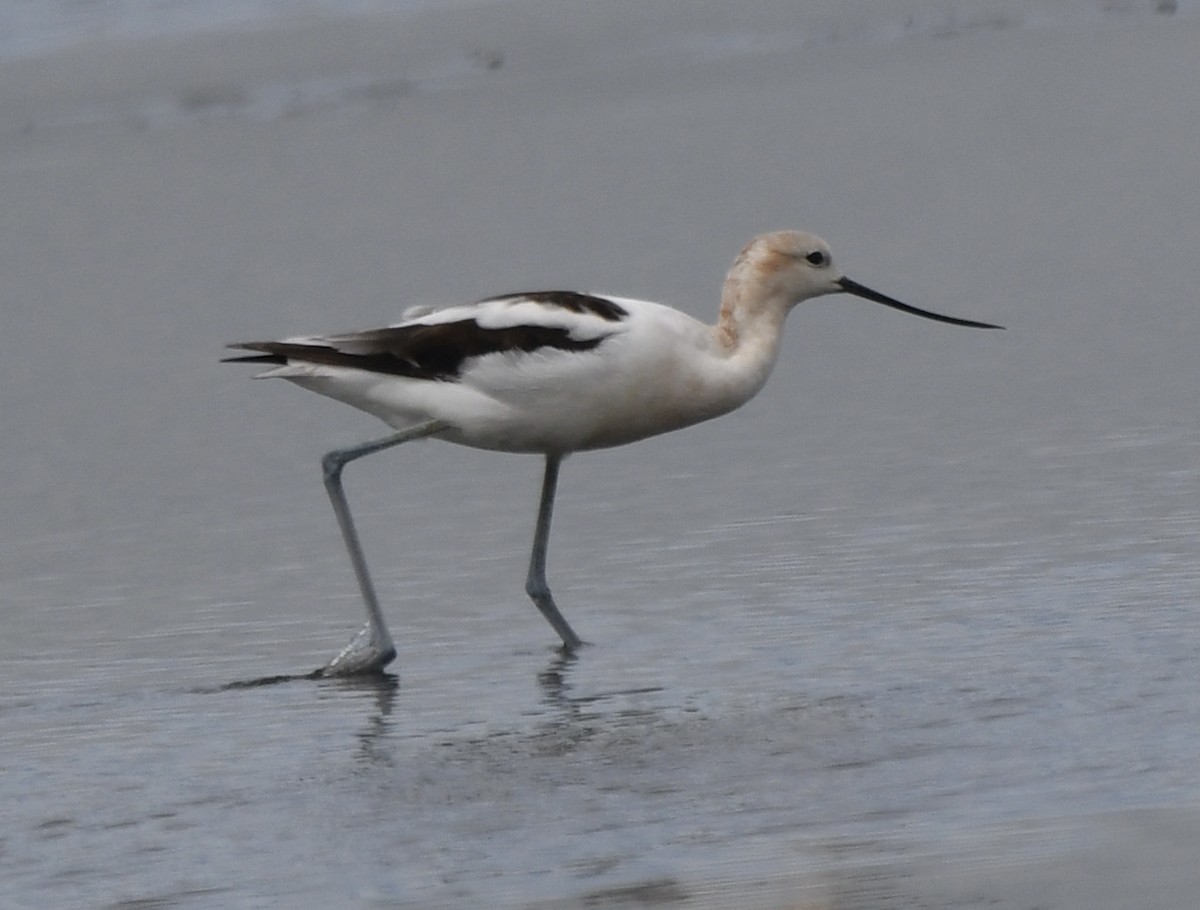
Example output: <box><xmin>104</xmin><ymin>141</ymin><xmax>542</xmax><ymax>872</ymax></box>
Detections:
<box><xmin>226</xmin><ymin>231</ymin><xmax>1000</xmax><ymax>674</ymax></box>
<box><xmin>244</xmin><ymin>293</ymin><xmax>756</xmax><ymax>452</ymax></box>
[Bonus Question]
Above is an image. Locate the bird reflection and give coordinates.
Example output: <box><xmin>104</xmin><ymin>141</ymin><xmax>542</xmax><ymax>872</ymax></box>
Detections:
<box><xmin>536</xmin><ymin>648</ymin><xmax>664</xmax><ymax>730</ymax></box>
<box><xmin>537</xmin><ymin>648</ymin><xmax>581</xmax><ymax>711</ymax></box>
<box><xmin>343</xmin><ymin>673</ymin><xmax>399</xmax><ymax>766</ymax></box>
<box><xmin>217</xmin><ymin>667</ymin><xmax>399</xmax><ymax>766</ymax></box>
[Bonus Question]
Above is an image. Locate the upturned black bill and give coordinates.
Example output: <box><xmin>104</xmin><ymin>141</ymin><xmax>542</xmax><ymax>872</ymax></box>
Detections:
<box><xmin>837</xmin><ymin>277</ymin><xmax>1003</xmax><ymax>329</ymax></box>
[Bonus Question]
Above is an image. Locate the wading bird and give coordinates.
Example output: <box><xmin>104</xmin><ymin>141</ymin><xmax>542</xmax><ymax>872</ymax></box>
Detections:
<box><xmin>225</xmin><ymin>231</ymin><xmax>1001</xmax><ymax>675</ymax></box>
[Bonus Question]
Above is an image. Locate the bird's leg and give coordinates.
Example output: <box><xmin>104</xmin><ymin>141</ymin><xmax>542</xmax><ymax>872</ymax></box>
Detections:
<box><xmin>316</xmin><ymin>420</ymin><xmax>447</xmax><ymax>676</ymax></box>
<box><xmin>524</xmin><ymin>453</ymin><xmax>584</xmax><ymax>651</ymax></box>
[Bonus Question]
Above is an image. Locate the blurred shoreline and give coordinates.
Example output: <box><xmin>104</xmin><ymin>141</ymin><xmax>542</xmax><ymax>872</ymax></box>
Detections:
<box><xmin>2</xmin><ymin>0</ymin><xmax>1193</xmax><ymax>135</ymax></box>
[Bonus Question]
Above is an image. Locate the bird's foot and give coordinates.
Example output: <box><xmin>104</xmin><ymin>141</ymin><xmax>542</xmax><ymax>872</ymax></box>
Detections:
<box><xmin>314</xmin><ymin>623</ymin><xmax>396</xmax><ymax>677</ymax></box>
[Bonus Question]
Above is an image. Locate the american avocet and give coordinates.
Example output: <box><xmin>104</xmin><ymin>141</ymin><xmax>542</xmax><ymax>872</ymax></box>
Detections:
<box><xmin>226</xmin><ymin>231</ymin><xmax>1001</xmax><ymax>675</ymax></box>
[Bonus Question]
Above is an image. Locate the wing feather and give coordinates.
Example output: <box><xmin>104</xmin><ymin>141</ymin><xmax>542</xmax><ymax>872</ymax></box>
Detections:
<box><xmin>224</xmin><ymin>292</ymin><xmax>632</xmax><ymax>381</ymax></box>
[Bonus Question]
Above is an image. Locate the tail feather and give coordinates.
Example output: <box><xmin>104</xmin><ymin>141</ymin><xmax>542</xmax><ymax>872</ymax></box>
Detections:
<box><xmin>223</xmin><ymin>342</ymin><xmax>334</xmax><ymax>379</ymax></box>
<box><xmin>221</xmin><ymin>352</ymin><xmax>288</xmax><ymax>365</ymax></box>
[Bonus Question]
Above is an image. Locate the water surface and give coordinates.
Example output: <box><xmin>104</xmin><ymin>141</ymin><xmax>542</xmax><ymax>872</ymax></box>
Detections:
<box><xmin>2</xmin><ymin>4</ymin><xmax>1198</xmax><ymax>907</ymax></box>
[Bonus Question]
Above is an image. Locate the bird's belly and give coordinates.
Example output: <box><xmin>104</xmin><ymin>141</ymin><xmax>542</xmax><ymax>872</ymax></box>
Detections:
<box><xmin>451</xmin><ymin>374</ymin><xmax>737</xmax><ymax>454</ymax></box>
<box><xmin>440</xmin><ymin>405</ymin><xmax>706</xmax><ymax>454</ymax></box>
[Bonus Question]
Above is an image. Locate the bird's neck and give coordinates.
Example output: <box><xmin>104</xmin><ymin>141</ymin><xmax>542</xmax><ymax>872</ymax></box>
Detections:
<box><xmin>705</xmin><ymin>276</ymin><xmax>794</xmax><ymax>407</ymax></box>
<box><xmin>715</xmin><ymin>268</ymin><xmax>792</xmax><ymax>359</ymax></box>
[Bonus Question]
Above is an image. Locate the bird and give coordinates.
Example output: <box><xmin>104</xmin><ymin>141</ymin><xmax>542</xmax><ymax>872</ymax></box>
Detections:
<box><xmin>225</xmin><ymin>230</ymin><xmax>1001</xmax><ymax>675</ymax></box>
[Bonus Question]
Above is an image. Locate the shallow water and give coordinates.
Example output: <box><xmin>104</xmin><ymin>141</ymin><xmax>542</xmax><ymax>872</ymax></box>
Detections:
<box><xmin>8</xmin><ymin>417</ymin><xmax>1197</xmax><ymax>907</ymax></box>
<box><xmin>2</xmin><ymin>4</ymin><xmax>1199</xmax><ymax>908</ymax></box>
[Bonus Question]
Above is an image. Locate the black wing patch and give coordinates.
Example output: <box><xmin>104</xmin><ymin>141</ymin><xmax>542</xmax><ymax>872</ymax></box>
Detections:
<box><xmin>477</xmin><ymin>290</ymin><xmax>629</xmax><ymax>322</ymax></box>
<box><xmin>225</xmin><ymin>319</ymin><xmax>613</xmax><ymax>381</ymax></box>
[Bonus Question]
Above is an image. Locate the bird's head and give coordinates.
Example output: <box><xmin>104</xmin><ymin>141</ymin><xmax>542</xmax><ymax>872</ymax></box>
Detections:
<box><xmin>728</xmin><ymin>230</ymin><xmax>1003</xmax><ymax>329</ymax></box>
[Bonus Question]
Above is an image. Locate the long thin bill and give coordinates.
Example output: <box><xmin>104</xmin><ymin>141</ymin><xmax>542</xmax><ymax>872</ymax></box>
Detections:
<box><xmin>837</xmin><ymin>277</ymin><xmax>1004</xmax><ymax>329</ymax></box>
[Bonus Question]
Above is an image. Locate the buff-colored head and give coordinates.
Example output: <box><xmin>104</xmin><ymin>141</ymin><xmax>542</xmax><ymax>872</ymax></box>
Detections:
<box><xmin>726</xmin><ymin>231</ymin><xmax>844</xmax><ymax>306</ymax></box>
<box><xmin>725</xmin><ymin>230</ymin><xmax>1003</xmax><ymax>328</ymax></box>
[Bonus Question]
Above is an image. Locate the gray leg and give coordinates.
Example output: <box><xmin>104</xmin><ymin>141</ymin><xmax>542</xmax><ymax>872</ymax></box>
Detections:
<box><xmin>525</xmin><ymin>454</ymin><xmax>584</xmax><ymax>651</ymax></box>
<box><xmin>318</xmin><ymin>420</ymin><xmax>446</xmax><ymax>676</ymax></box>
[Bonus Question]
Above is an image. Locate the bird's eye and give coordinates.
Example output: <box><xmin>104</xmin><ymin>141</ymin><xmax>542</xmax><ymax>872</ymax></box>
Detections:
<box><xmin>805</xmin><ymin>250</ymin><xmax>829</xmax><ymax>267</ymax></box>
